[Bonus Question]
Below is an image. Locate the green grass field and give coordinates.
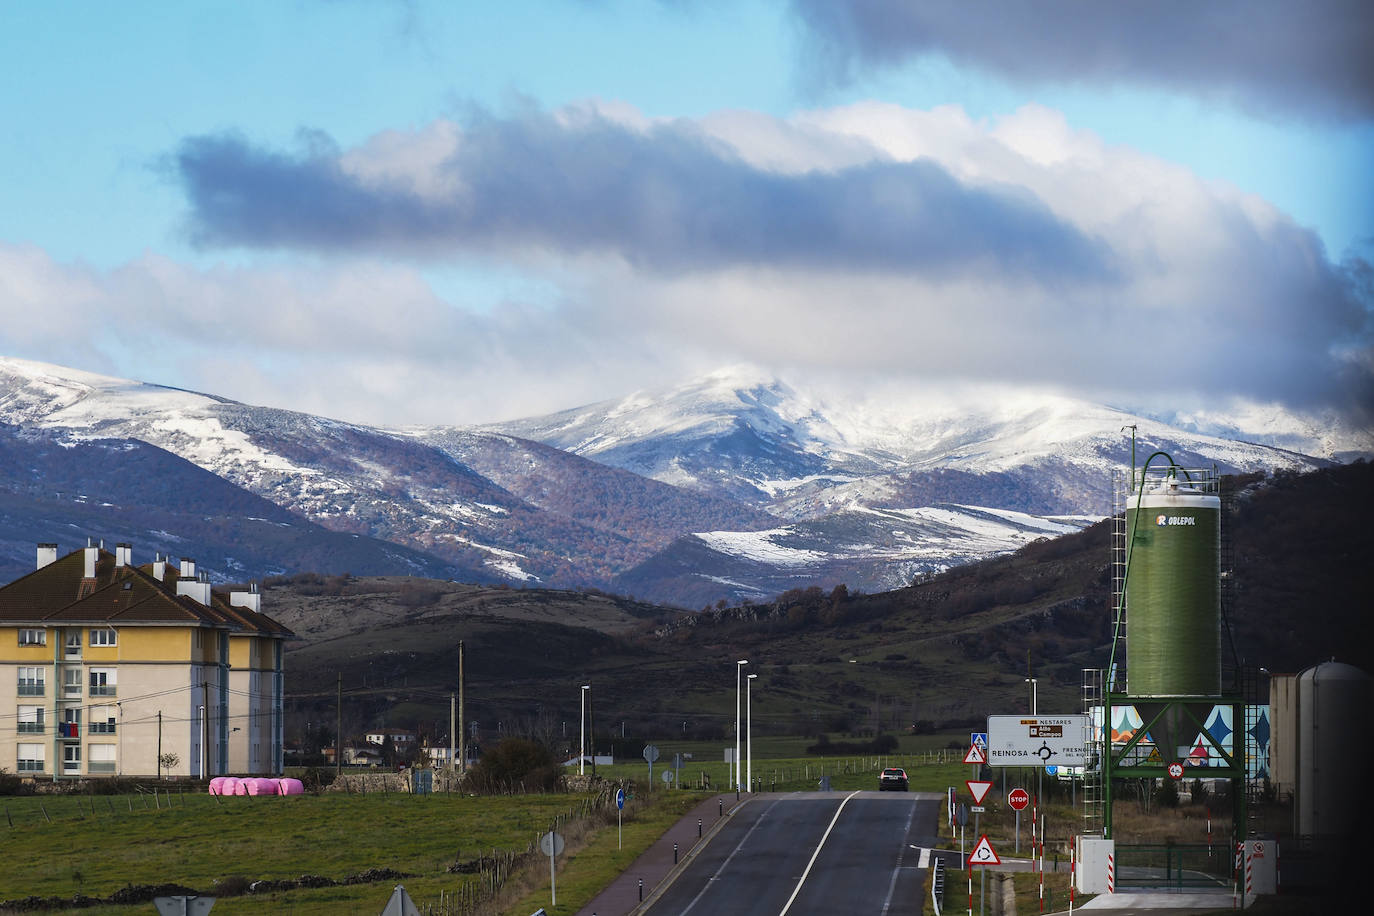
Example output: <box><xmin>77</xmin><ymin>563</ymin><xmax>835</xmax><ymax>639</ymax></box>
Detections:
<box><xmin>0</xmin><ymin>741</ymin><xmax>975</xmax><ymax>915</ymax></box>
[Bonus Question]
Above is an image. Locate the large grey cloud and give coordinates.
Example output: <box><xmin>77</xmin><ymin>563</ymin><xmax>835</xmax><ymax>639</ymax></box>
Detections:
<box><xmin>173</xmin><ymin>111</ymin><xmax>1113</xmax><ymax>282</ymax></box>
<box><xmin>791</xmin><ymin>0</ymin><xmax>1374</xmax><ymax>121</ymax></box>
<box><xmin>147</xmin><ymin>102</ymin><xmax>1374</xmax><ymax>424</ymax></box>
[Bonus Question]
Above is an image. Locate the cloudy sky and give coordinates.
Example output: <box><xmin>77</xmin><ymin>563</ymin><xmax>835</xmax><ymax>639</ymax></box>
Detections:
<box><xmin>2</xmin><ymin>0</ymin><xmax>1370</xmax><ymax>428</ymax></box>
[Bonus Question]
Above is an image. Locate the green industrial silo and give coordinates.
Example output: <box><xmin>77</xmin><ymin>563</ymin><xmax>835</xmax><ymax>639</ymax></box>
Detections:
<box><xmin>1124</xmin><ymin>473</ymin><xmax>1221</xmax><ymax>696</ymax></box>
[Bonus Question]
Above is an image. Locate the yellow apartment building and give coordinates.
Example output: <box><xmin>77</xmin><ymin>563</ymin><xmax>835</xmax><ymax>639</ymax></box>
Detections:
<box><xmin>0</xmin><ymin>542</ymin><xmax>293</xmax><ymax>780</ymax></box>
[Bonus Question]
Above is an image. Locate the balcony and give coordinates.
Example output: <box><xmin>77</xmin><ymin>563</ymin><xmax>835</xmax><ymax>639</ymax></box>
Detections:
<box><xmin>17</xmin><ymin>722</ymin><xmax>44</xmax><ymax>734</ymax></box>
<box><xmin>89</xmin><ymin>684</ymin><xmax>117</xmax><ymax>697</ymax></box>
<box><xmin>57</xmin><ymin>723</ymin><xmax>80</xmax><ymax>740</ymax></box>
<box><xmin>18</xmin><ymin>684</ymin><xmax>44</xmax><ymax>697</ymax></box>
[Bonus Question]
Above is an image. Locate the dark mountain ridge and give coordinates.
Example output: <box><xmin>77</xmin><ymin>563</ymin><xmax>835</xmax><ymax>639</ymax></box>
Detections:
<box><xmin>277</xmin><ymin>461</ymin><xmax>1372</xmax><ymax>742</ymax></box>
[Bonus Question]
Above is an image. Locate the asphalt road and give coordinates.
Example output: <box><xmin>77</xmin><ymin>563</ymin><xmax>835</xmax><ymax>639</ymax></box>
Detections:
<box><xmin>642</xmin><ymin>790</ymin><xmax>942</xmax><ymax>916</ymax></box>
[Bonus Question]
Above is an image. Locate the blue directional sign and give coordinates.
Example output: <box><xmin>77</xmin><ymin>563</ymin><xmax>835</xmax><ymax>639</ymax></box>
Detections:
<box><xmin>615</xmin><ymin>788</ymin><xmax>625</xmax><ymax>810</ymax></box>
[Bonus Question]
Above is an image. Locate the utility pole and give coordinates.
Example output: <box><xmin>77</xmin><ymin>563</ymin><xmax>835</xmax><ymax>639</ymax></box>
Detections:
<box><xmin>157</xmin><ymin>710</ymin><xmax>162</xmax><ymax>779</ymax></box>
<box><xmin>458</xmin><ymin>641</ymin><xmax>465</xmax><ymax>773</ymax></box>
<box><xmin>202</xmin><ymin>680</ymin><xmax>210</xmax><ymax>779</ymax></box>
<box><xmin>336</xmin><ymin>672</ymin><xmax>342</xmax><ymax>777</ymax></box>
<box><xmin>450</xmin><ymin>692</ymin><xmax>456</xmax><ymax>774</ymax></box>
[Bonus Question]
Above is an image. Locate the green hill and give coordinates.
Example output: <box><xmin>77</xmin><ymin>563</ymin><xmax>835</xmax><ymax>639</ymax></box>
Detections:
<box><xmin>277</xmin><ymin>461</ymin><xmax>1372</xmax><ymax>750</ymax></box>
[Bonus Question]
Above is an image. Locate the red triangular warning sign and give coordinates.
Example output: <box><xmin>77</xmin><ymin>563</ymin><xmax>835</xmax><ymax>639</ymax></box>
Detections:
<box><xmin>969</xmin><ymin>834</ymin><xmax>1001</xmax><ymax>865</ymax></box>
<box><xmin>963</xmin><ymin>745</ymin><xmax>986</xmax><ymax>765</ymax></box>
<box><xmin>966</xmin><ymin>780</ymin><xmax>993</xmax><ymax>805</ymax></box>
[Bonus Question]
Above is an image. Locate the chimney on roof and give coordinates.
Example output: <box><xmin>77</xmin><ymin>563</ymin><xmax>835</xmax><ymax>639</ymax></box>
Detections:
<box><xmin>176</xmin><ymin>577</ymin><xmax>211</xmax><ymax>606</ymax></box>
<box><xmin>152</xmin><ymin>555</ymin><xmax>166</xmax><ymax>582</ymax></box>
<box><xmin>230</xmin><ymin>581</ymin><xmax>262</xmax><ymax>613</ymax></box>
<box><xmin>84</xmin><ymin>544</ymin><xmax>98</xmax><ymax>578</ymax></box>
<box><xmin>115</xmin><ymin>543</ymin><xmax>132</xmax><ymax>568</ymax></box>
<box><xmin>180</xmin><ymin>557</ymin><xmax>196</xmax><ymax>578</ymax></box>
<box><xmin>36</xmin><ymin>544</ymin><xmax>57</xmax><ymax>570</ymax></box>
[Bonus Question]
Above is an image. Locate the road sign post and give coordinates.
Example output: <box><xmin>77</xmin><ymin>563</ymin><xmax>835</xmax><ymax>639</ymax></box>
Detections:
<box><xmin>616</xmin><ymin>788</ymin><xmax>625</xmax><ymax>849</ymax></box>
<box><xmin>539</xmin><ymin>831</ymin><xmax>564</xmax><ymax>907</ymax></box>
<box><xmin>644</xmin><ymin>744</ymin><xmax>659</xmax><ymax>789</ymax></box>
<box><xmin>1008</xmin><ymin>787</ymin><xmax>1030</xmax><ymax>854</ymax></box>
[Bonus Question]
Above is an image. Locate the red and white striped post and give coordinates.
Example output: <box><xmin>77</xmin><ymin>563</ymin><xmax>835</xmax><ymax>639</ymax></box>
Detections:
<box><xmin>1039</xmin><ymin>814</ymin><xmax>1046</xmax><ymax>913</ymax></box>
<box><xmin>1106</xmin><ymin>851</ymin><xmax>1115</xmax><ymax>894</ymax></box>
<box><xmin>1232</xmin><ymin>841</ymin><xmax>1242</xmax><ymax>909</ymax></box>
<box><xmin>1069</xmin><ymin>837</ymin><xmax>1076</xmax><ymax>914</ymax></box>
<box><xmin>968</xmin><ymin>861</ymin><xmax>973</xmax><ymax>916</ymax></box>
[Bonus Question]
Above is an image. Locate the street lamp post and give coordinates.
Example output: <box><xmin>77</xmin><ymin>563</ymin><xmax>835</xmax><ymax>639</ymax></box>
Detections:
<box><xmin>747</xmin><ymin>673</ymin><xmax>758</xmax><ymax>792</ymax></box>
<box><xmin>580</xmin><ymin>685</ymin><xmax>590</xmax><ymax>776</ymax></box>
<box><xmin>735</xmin><ymin>659</ymin><xmax>748</xmax><ymax>791</ymax></box>
<box><xmin>198</xmin><ymin>705</ymin><xmax>206</xmax><ymax>779</ymax></box>
<box><xmin>1025</xmin><ymin>677</ymin><xmax>1039</xmax><ymax>802</ymax></box>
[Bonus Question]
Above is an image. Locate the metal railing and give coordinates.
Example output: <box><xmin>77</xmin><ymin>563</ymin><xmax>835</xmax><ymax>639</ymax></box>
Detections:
<box><xmin>1113</xmin><ymin>844</ymin><xmax>1231</xmax><ymax>889</ymax></box>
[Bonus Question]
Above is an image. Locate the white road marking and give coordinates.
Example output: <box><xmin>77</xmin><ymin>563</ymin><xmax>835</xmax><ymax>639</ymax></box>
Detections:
<box><xmin>678</xmin><ymin>799</ymin><xmax>776</xmax><ymax>916</ymax></box>
<box><xmin>778</xmin><ymin>791</ymin><xmax>861</xmax><ymax>916</ymax></box>
<box><xmin>881</xmin><ymin>801</ymin><xmax>919</xmax><ymax>913</ymax></box>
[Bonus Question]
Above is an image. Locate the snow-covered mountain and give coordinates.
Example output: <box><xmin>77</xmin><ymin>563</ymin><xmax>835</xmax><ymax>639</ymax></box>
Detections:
<box><xmin>491</xmin><ymin>366</ymin><xmax>1336</xmax><ymax>517</ymax></box>
<box><xmin>0</xmin><ymin>356</ymin><xmax>1352</xmax><ymax>605</ymax></box>
<box><xmin>611</xmin><ymin>503</ymin><xmax>1097</xmax><ymax>608</ymax></box>
<box><xmin>0</xmin><ymin>357</ymin><xmax>768</xmax><ymax>589</ymax></box>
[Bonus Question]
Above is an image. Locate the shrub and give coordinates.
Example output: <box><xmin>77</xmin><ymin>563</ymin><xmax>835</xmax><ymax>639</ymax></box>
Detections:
<box><xmin>464</xmin><ymin>738</ymin><xmax>564</xmax><ymax>794</ymax></box>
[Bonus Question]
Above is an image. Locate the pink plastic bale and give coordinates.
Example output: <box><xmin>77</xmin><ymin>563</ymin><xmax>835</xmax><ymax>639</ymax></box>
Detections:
<box><xmin>278</xmin><ymin>778</ymin><xmax>305</xmax><ymax>796</ymax></box>
<box><xmin>208</xmin><ymin>776</ymin><xmax>228</xmax><ymax>795</ymax></box>
<box><xmin>245</xmin><ymin>778</ymin><xmax>278</xmax><ymax>796</ymax></box>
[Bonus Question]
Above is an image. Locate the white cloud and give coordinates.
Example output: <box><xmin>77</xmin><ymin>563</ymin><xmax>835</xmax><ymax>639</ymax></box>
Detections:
<box><xmin>4</xmin><ymin>100</ymin><xmax>1369</xmax><ymax>427</ymax></box>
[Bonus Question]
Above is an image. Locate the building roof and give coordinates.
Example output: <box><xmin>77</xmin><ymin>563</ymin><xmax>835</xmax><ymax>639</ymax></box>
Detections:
<box><xmin>0</xmin><ymin>547</ymin><xmax>294</xmax><ymax>638</ymax></box>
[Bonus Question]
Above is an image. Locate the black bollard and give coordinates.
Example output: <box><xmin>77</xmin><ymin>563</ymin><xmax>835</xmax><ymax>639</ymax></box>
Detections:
<box><xmin>674</xmin><ymin>842</ymin><xmax>679</xmax><ymax>864</ymax></box>
<box><xmin>639</xmin><ymin>878</ymin><xmax>644</xmax><ymax>902</ymax></box>
<box><xmin>719</xmin><ymin>799</ymin><xmax>723</xmax><ymax>817</ymax></box>
<box><xmin>698</xmin><ymin>817</ymin><xmax>702</xmax><ymax>837</ymax></box>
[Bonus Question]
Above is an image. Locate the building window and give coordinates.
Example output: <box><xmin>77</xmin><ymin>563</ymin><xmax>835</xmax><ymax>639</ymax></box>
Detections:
<box><xmin>65</xmin><ymin>630</ymin><xmax>82</xmax><ymax>658</ymax></box>
<box><xmin>17</xmin><ymin>705</ymin><xmax>44</xmax><ymax>734</ymax></box>
<box><xmin>64</xmin><ymin>667</ymin><xmax>83</xmax><ymax>697</ymax></box>
<box><xmin>17</xmin><ymin>743</ymin><xmax>44</xmax><ymax>773</ymax></box>
<box><xmin>90</xmin><ymin>627</ymin><xmax>117</xmax><ymax>647</ymax></box>
<box><xmin>90</xmin><ymin>706</ymin><xmax>117</xmax><ymax>735</ymax></box>
<box><xmin>18</xmin><ymin>667</ymin><xmax>44</xmax><ymax>696</ymax></box>
<box><xmin>89</xmin><ymin>668</ymin><xmax>117</xmax><ymax>697</ymax></box>
<box><xmin>63</xmin><ymin>744</ymin><xmax>81</xmax><ymax>774</ymax></box>
<box><xmin>60</xmin><ymin>707</ymin><xmax>81</xmax><ymax>739</ymax></box>
<box><xmin>88</xmin><ymin>744</ymin><xmax>116</xmax><ymax>774</ymax></box>
<box><xmin>18</xmin><ymin>628</ymin><xmax>45</xmax><ymax>646</ymax></box>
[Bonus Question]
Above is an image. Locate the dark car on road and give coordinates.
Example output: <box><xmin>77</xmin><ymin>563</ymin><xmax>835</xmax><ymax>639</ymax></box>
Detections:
<box><xmin>879</xmin><ymin>767</ymin><xmax>909</xmax><ymax>791</ymax></box>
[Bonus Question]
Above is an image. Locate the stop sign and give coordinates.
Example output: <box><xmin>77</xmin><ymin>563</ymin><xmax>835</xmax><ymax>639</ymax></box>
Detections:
<box><xmin>1008</xmin><ymin>787</ymin><xmax>1030</xmax><ymax>810</ymax></box>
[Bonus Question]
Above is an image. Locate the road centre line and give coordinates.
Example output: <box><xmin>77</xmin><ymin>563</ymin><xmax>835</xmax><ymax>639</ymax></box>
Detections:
<box><xmin>777</xmin><ymin>790</ymin><xmax>861</xmax><ymax>916</ymax></box>
<box><xmin>881</xmin><ymin>801</ymin><xmax>919</xmax><ymax>913</ymax></box>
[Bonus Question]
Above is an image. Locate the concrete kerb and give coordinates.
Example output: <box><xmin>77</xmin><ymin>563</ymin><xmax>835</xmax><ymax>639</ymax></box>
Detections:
<box><xmin>627</xmin><ymin>794</ymin><xmax>758</xmax><ymax>915</ymax></box>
